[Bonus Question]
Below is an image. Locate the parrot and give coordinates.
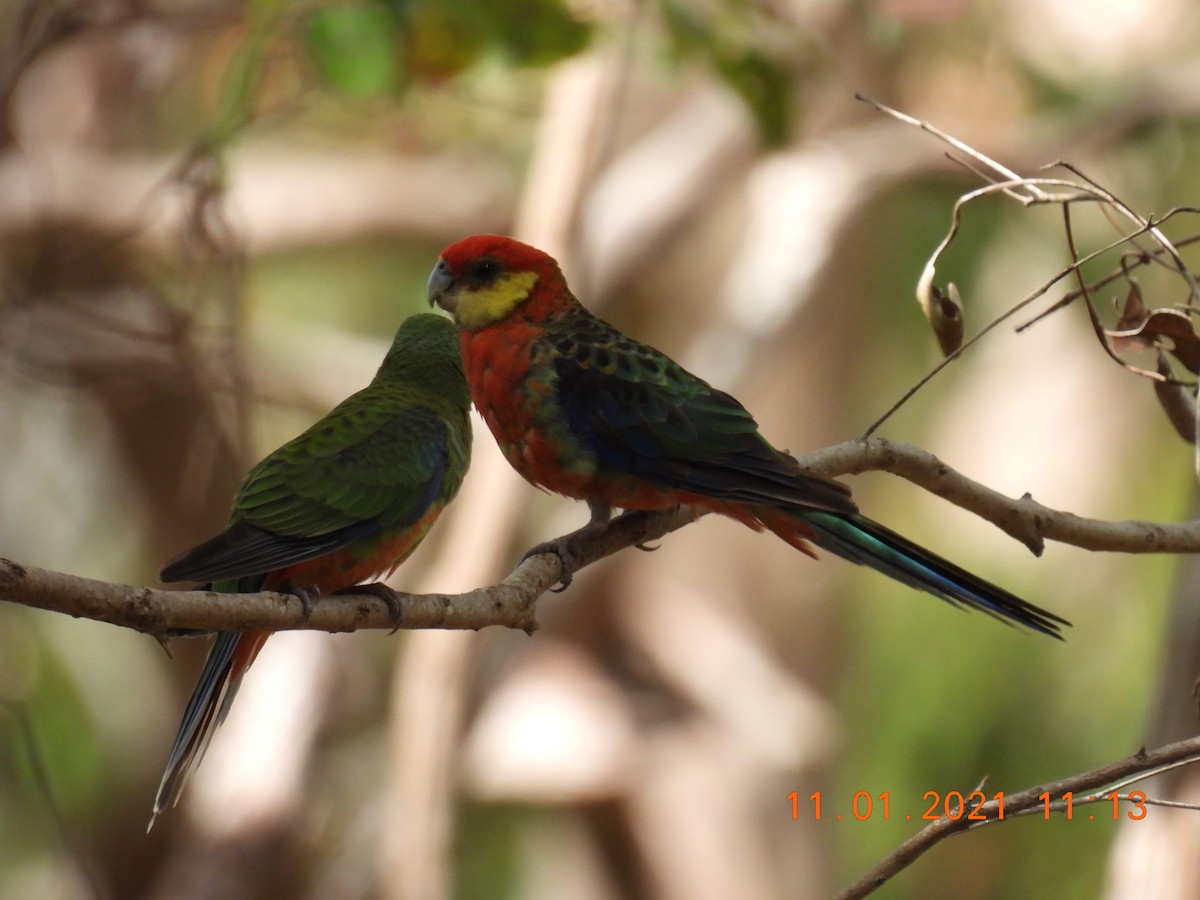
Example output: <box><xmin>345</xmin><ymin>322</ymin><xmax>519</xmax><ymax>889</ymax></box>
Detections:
<box><xmin>425</xmin><ymin>234</ymin><xmax>1067</xmax><ymax>638</ymax></box>
<box><xmin>151</xmin><ymin>312</ymin><xmax>472</xmax><ymax>826</ymax></box>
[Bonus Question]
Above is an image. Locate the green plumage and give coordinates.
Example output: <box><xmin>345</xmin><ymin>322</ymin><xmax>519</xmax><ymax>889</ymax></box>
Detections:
<box><xmin>152</xmin><ymin>313</ymin><xmax>472</xmax><ymax>824</ymax></box>
<box><xmin>161</xmin><ymin>313</ymin><xmax>473</xmax><ymax>586</ymax></box>
<box><xmin>537</xmin><ymin>305</ymin><xmax>856</xmax><ymax>514</ymax></box>
<box><xmin>535</xmin><ymin>309</ymin><xmax>1064</xmax><ymax>636</ymax></box>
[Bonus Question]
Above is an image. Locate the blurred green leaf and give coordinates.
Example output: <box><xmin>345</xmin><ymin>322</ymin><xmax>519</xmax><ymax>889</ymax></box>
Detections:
<box><xmin>660</xmin><ymin>0</ymin><xmax>709</xmax><ymax>58</ymax></box>
<box><xmin>475</xmin><ymin>0</ymin><xmax>591</xmax><ymax>67</ymax></box>
<box><xmin>394</xmin><ymin>1</ymin><xmax>487</xmax><ymax>83</ymax></box>
<box><xmin>400</xmin><ymin>0</ymin><xmax>590</xmax><ymax>74</ymax></box>
<box><xmin>305</xmin><ymin>0</ymin><xmax>589</xmax><ymax>93</ymax></box>
<box><xmin>661</xmin><ymin>0</ymin><xmax>797</xmax><ymax>146</ymax></box>
<box><xmin>714</xmin><ymin>49</ymin><xmax>794</xmax><ymax>147</ymax></box>
<box><xmin>307</xmin><ymin>3</ymin><xmax>403</xmax><ymax>97</ymax></box>
<box><xmin>454</xmin><ymin>801</ymin><xmax>522</xmax><ymax>900</ymax></box>
<box><xmin>0</xmin><ymin>652</ymin><xmax>105</xmax><ymax>845</ymax></box>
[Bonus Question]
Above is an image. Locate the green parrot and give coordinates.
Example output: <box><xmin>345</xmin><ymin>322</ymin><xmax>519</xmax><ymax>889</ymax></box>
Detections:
<box><xmin>152</xmin><ymin>312</ymin><xmax>471</xmax><ymax>825</ymax></box>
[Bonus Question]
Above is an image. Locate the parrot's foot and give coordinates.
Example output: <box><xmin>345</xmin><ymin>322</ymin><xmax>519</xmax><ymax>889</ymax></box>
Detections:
<box><xmin>278</xmin><ymin>581</ymin><xmax>321</xmax><ymax>623</ymax></box>
<box><xmin>520</xmin><ymin>518</ymin><xmax>612</xmax><ymax>592</ymax></box>
<box><xmin>345</xmin><ymin>582</ymin><xmax>405</xmax><ymax>634</ymax></box>
<box><xmin>520</xmin><ymin>536</ymin><xmax>584</xmax><ymax>591</ymax></box>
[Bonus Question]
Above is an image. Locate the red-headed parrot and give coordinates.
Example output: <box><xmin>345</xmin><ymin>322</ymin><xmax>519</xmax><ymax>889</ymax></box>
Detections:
<box><xmin>426</xmin><ymin>234</ymin><xmax>1066</xmax><ymax>638</ymax></box>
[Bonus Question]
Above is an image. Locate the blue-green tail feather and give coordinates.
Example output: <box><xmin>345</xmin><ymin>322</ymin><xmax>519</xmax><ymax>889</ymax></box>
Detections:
<box><xmin>801</xmin><ymin>511</ymin><xmax>1068</xmax><ymax>639</ymax></box>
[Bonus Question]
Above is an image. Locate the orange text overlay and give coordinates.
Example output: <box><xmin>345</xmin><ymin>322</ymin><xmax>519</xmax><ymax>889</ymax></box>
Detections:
<box><xmin>789</xmin><ymin>790</ymin><xmax>1148</xmax><ymax>822</ymax></box>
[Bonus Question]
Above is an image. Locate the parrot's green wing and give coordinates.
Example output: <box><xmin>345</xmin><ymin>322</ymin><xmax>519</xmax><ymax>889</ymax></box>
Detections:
<box><xmin>544</xmin><ymin>311</ymin><xmax>856</xmax><ymax>515</ymax></box>
<box><xmin>161</xmin><ymin>397</ymin><xmax>454</xmax><ymax>583</ymax></box>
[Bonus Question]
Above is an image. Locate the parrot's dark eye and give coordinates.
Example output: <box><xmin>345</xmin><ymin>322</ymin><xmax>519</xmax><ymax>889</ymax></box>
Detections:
<box><xmin>469</xmin><ymin>257</ymin><xmax>502</xmax><ymax>283</ymax></box>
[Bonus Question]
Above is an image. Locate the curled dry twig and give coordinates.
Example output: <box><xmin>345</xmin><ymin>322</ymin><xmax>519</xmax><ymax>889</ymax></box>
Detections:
<box><xmin>862</xmin><ymin>209</ymin><xmax>1199</xmax><ymax>438</ymax></box>
<box><xmin>856</xmin><ymin>95</ymin><xmax>1200</xmax><ymax>442</ymax></box>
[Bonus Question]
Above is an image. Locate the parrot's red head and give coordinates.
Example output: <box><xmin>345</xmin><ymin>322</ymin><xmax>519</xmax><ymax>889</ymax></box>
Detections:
<box><xmin>427</xmin><ymin>234</ymin><xmax>571</xmax><ymax>331</ymax></box>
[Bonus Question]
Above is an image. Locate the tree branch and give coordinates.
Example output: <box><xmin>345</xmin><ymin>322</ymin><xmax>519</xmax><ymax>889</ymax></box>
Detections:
<box><xmin>2</xmin><ymin>437</ymin><xmax>1197</xmax><ymax>636</ymax></box>
<box><xmin>835</xmin><ymin>734</ymin><xmax>1200</xmax><ymax>899</ymax></box>
<box><xmin>0</xmin><ymin>507</ymin><xmax>698</xmax><ymax>636</ymax></box>
<box><xmin>802</xmin><ymin>439</ymin><xmax>1200</xmax><ymax>556</ymax></box>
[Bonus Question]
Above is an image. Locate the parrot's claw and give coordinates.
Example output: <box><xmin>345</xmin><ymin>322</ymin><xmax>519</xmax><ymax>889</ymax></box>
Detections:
<box><xmin>520</xmin><ymin>517</ymin><xmax>612</xmax><ymax>591</ymax></box>
<box><xmin>635</xmin><ymin>541</ymin><xmax>660</xmax><ymax>553</ymax></box>
<box><xmin>520</xmin><ymin>537</ymin><xmax>582</xmax><ymax>591</ymax></box>
<box><xmin>347</xmin><ymin>582</ymin><xmax>405</xmax><ymax>633</ymax></box>
<box><xmin>278</xmin><ymin>581</ymin><xmax>321</xmax><ymax>624</ymax></box>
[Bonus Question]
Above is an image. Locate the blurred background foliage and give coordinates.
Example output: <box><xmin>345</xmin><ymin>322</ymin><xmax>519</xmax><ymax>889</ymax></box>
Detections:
<box><xmin>2</xmin><ymin>0</ymin><xmax>1200</xmax><ymax>898</ymax></box>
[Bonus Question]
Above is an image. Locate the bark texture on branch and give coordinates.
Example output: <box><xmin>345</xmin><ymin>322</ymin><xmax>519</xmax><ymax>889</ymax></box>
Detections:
<box><xmin>0</xmin><ymin>507</ymin><xmax>698</xmax><ymax>635</ymax></box>
<box><xmin>2</xmin><ymin>439</ymin><xmax>1198</xmax><ymax>636</ymax></box>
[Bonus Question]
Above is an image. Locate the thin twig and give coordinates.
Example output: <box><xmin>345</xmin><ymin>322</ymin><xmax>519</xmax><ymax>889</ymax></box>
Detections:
<box><xmin>857</xmin><ymin>95</ymin><xmax>1200</xmax><ymax>434</ymax></box>
<box><xmin>864</xmin><ymin>209</ymin><xmax>1198</xmax><ymax>437</ymax></box>
<box><xmin>836</xmin><ymin>736</ymin><xmax>1200</xmax><ymax>899</ymax></box>
<box><xmin>1052</xmin><ymin>161</ymin><xmax>1200</xmax><ymax>303</ymax></box>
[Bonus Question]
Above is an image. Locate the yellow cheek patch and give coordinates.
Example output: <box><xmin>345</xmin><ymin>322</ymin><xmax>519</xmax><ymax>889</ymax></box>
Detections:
<box><xmin>455</xmin><ymin>271</ymin><xmax>539</xmax><ymax>330</ymax></box>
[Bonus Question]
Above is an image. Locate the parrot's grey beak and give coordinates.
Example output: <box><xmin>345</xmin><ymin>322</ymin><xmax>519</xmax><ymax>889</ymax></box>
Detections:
<box><xmin>426</xmin><ymin>259</ymin><xmax>454</xmax><ymax>313</ymax></box>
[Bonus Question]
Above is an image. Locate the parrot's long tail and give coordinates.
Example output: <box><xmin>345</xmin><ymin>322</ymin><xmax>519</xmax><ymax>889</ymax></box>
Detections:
<box><xmin>149</xmin><ymin>629</ymin><xmax>270</xmax><ymax>829</ymax></box>
<box><xmin>760</xmin><ymin>508</ymin><xmax>1069</xmax><ymax>639</ymax></box>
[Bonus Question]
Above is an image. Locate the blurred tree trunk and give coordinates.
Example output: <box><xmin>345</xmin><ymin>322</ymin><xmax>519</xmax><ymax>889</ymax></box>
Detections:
<box><xmin>1105</xmin><ymin>490</ymin><xmax>1200</xmax><ymax>899</ymax></box>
